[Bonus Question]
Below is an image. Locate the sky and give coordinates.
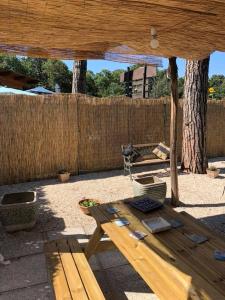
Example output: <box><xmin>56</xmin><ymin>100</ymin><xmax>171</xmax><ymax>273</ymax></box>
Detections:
<box><xmin>64</xmin><ymin>51</ymin><xmax>225</xmax><ymax>78</ymax></box>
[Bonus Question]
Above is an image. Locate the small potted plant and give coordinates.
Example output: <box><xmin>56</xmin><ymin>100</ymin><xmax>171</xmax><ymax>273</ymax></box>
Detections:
<box><xmin>206</xmin><ymin>165</ymin><xmax>220</xmax><ymax>178</ymax></box>
<box><xmin>58</xmin><ymin>169</ymin><xmax>70</xmax><ymax>183</ymax></box>
<box><xmin>79</xmin><ymin>198</ymin><xmax>100</xmax><ymax>215</ymax></box>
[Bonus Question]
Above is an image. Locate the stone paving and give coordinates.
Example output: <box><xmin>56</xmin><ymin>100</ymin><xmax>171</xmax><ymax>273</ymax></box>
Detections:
<box><xmin>0</xmin><ymin>224</ymin><xmax>157</xmax><ymax>300</ymax></box>
<box><xmin>1</xmin><ymin>158</ymin><xmax>225</xmax><ymax>299</ymax></box>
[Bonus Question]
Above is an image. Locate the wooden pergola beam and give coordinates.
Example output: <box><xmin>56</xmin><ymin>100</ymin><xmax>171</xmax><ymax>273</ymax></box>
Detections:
<box><xmin>169</xmin><ymin>57</ymin><xmax>179</xmax><ymax>206</ymax></box>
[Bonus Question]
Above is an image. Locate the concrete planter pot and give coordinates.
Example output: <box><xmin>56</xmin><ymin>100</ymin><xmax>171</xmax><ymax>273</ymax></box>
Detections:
<box><xmin>58</xmin><ymin>172</ymin><xmax>70</xmax><ymax>183</ymax></box>
<box><xmin>132</xmin><ymin>175</ymin><xmax>167</xmax><ymax>203</ymax></box>
<box><xmin>206</xmin><ymin>168</ymin><xmax>220</xmax><ymax>178</ymax></box>
<box><xmin>78</xmin><ymin>199</ymin><xmax>100</xmax><ymax>215</ymax></box>
<box><xmin>0</xmin><ymin>192</ymin><xmax>38</xmax><ymax>232</ymax></box>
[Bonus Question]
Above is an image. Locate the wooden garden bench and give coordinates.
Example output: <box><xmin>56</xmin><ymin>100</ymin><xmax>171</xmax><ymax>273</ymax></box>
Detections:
<box><xmin>45</xmin><ymin>238</ymin><xmax>105</xmax><ymax>300</ymax></box>
<box><xmin>121</xmin><ymin>143</ymin><xmax>170</xmax><ymax>176</ymax></box>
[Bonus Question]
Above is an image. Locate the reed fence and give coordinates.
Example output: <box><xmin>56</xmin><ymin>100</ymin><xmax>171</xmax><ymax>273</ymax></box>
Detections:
<box><xmin>0</xmin><ymin>94</ymin><xmax>225</xmax><ymax>185</ymax></box>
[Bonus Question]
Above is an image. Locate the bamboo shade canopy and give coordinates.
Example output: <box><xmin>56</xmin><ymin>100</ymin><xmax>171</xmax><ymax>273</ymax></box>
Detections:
<box><xmin>0</xmin><ymin>1</ymin><xmax>225</xmax><ymax>60</ymax></box>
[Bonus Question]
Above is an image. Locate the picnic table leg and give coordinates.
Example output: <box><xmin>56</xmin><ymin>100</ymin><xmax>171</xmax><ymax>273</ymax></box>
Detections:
<box><xmin>85</xmin><ymin>225</ymin><xmax>105</xmax><ymax>259</ymax></box>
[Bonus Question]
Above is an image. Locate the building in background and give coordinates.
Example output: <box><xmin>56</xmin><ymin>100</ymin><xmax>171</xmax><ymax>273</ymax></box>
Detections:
<box><xmin>0</xmin><ymin>70</ymin><xmax>38</xmax><ymax>90</ymax></box>
<box><xmin>26</xmin><ymin>86</ymin><xmax>54</xmax><ymax>95</ymax></box>
<box><xmin>120</xmin><ymin>65</ymin><xmax>156</xmax><ymax>99</ymax></box>
<box><xmin>0</xmin><ymin>87</ymin><xmax>35</xmax><ymax>95</ymax></box>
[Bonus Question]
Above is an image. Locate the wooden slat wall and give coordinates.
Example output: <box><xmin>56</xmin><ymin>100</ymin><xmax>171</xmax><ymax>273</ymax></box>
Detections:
<box><xmin>0</xmin><ymin>95</ymin><xmax>225</xmax><ymax>185</ymax></box>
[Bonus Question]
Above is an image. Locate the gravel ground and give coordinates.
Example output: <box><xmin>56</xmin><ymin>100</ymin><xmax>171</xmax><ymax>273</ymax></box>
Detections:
<box><xmin>0</xmin><ymin>157</ymin><xmax>225</xmax><ymax>235</ymax></box>
<box><xmin>0</xmin><ymin>157</ymin><xmax>225</xmax><ymax>300</ymax></box>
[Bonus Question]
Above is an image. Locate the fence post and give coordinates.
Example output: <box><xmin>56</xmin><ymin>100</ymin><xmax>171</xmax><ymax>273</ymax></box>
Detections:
<box><xmin>76</xmin><ymin>94</ymin><xmax>80</xmax><ymax>175</ymax></box>
<box><xmin>169</xmin><ymin>57</ymin><xmax>179</xmax><ymax>206</ymax></box>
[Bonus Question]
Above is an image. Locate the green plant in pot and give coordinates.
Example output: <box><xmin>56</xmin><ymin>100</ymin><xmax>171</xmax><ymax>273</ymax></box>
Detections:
<box><xmin>58</xmin><ymin>168</ymin><xmax>70</xmax><ymax>183</ymax></box>
<box><xmin>79</xmin><ymin>198</ymin><xmax>100</xmax><ymax>215</ymax></box>
<box><xmin>206</xmin><ymin>165</ymin><xmax>220</xmax><ymax>178</ymax></box>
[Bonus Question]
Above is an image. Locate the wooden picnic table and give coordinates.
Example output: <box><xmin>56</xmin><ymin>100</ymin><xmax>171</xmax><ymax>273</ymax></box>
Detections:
<box><xmin>85</xmin><ymin>198</ymin><xmax>225</xmax><ymax>300</ymax></box>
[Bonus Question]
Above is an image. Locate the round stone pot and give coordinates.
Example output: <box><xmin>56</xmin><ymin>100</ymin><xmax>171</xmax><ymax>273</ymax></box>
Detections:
<box><xmin>206</xmin><ymin>168</ymin><xmax>220</xmax><ymax>178</ymax></box>
<box><xmin>58</xmin><ymin>172</ymin><xmax>70</xmax><ymax>183</ymax></box>
<box><xmin>78</xmin><ymin>199</ymin><xmax>100</xmax><ymax>215</ymax></box>
<box><xmin>0</xmin><ymin>192</ymin><xmax>38</xmax><ymax>232</ymax></box>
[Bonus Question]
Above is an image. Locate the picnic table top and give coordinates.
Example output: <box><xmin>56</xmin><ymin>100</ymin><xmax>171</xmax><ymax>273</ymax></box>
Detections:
<box><xmin>89</xmin><ymin>198</ymin><xmax>225</xmax><ymax>300</ymax></box>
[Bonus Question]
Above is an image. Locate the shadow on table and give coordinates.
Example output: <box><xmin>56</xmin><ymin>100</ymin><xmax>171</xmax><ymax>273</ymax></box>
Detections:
<box><xmin>200</xmin><ymin>214</ymin><xmax>225</xmax><ymax>236</ymax></box>
<box><xmin>178</xmin><ymin>202</ymin><xmax>225</xmax><ymax>208</ymax></box>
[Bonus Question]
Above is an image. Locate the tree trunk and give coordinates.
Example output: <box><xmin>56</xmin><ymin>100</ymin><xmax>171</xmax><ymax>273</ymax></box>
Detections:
<box><xmin>72</xmin><ymin>60</ymin><xmax>87</xmax><ymax>94</ymax></box>
<box><xmin>181</xmin><ymin>57</ymin><xmax>210</xmax><ymax>174</ymax></box>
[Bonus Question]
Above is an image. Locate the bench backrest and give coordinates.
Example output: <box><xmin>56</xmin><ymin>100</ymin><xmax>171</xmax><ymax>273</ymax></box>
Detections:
<box><xmin>122</xmin><ymin>143</ymin><xmax>159</xmax><ymax>160</ymax></box>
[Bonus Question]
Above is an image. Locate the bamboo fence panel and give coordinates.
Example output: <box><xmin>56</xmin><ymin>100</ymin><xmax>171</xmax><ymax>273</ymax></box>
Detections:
<box><xmin>78</xmin><ymin>95</ymin><xmax>130</xmax><ymax>172</ymax></box>
<box><xmin>129</xmin><ymin>98</ymin><xmax>169</xmax><ymax>145</ymax></box>
<box><xmin>0</xmin><ymin>95</ymin><xmax>225</xmax><ymax>185</ymax></box>
<box><xmin>0</xmin><ymin>94</ymin><xmax>78</xmax><ymax>185</ymax></box>
<box><xmin>207</xmin><ymin>100</ymin><xmax>225</xmax><ymax>157</ymax></box>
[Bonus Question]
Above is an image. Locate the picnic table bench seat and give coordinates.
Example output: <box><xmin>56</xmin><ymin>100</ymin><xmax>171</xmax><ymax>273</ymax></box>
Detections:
<box><xmin>45</xmin><ymin>238</ymin><xmax>105</xmax><ymax>300</ymax></box>
<box><xmin>121</xmin><ymin>143</ymin><xmax>170</xmax><ymax>176</ymax></box>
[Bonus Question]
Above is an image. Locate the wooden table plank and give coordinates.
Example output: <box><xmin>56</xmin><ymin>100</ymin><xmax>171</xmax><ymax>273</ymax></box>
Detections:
<box><xmin>179</xmin><ymin>211</ymin><xmax>225</xmax><ymax>249</ymax></box>
<box><xmin>91</xmin><ymin>206</ymin><xmax>212</xmax><ymax>299</ymax></box>
<box><xmin>45</xmin><ymin>241</ymin><xmax>73</xmax><ymax>300</ymax></box>
<box><xmin>69</xmin><ymin>239</ymin><xmax>105</xmax><ymax>300</ymax></box>
<box><xmin>89</xmin><ymin>200</ymin><xmax>225</xmax><ymax>300</ymax></box>
<box><xmin>56</xmin><ymin>239</ymin><xmax>89</xmax><ymax>300</ymax></box>
<box><xmin>113</xmin><ymin>201</ymin><xmax>225</xmax><ymax>294</ymax></box>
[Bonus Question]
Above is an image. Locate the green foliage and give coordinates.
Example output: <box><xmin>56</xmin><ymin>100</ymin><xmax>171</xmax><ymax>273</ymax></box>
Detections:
<box><xmin>0</xmin><ymin>54</ymin><xmax>26</xmax><ymax>74</ymax></box>
<box><xmin>208</xmin><ymin>74</ymin><xmax>225</xmax><ymax>100</ymax></box>
<box><xmin>2</xmin><ymin>54</ymin><xmax>224</xmax><ymax>100</ymax></box>
<box><xmin>178</xmin><ymin>77</ymin><xmax>184</xmax><ymax>98</ymax></box>
<box><xmin>42</xmin><ymin>60</ymin><xmax>72</xmax><ymax>92</ymax></box>
<box><xmin>0</xmin><ymin>55</ymin><xmax>72</xmax><ymax>93</ymax></box>
<box><xmin>87</xmin><ymin>69</ymin><xmax>124</xmax><ymax>97</ymax></box>
<box><xmin>149</xmin><ymin>70</ymin><xmax>170</xmax><ymax>98</ymax></box>
<box><xmin>129</xmin><ymin>64</ymin><xmax>142</xmax><ymax>71</ymax></box>
<box><xmin>80</xmin><ymin>199</ymin><xmax>98</xmax><ymax>207</ymax></box>
<box><xmin>208</xmin><ymin>165</ymin><xmax>217</xmax><ymax>171</ymax></box>
<box><xmin>148</xmin><ymin>69</ymin><xmax>184</xmax><ymax>99</ymax></box>
<box><xmin>86</xmin><ymin>71</ymin><xmax>98</xmax><ymax>96</ymax></box>
<box><xmin>20</xmin><ymin>57</ymin><xmax>48</xmax><ymax>86</ymax></box>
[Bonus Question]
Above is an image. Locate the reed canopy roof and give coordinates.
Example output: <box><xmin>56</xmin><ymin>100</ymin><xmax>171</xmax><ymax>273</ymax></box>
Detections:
<box><xmin>1</xmin><ymin>0</ymin><xmax>225</xmax><ymax>61</ymax></box>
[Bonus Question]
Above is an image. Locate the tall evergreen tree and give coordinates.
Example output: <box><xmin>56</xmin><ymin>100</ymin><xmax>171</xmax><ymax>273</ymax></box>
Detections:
<box><xmin>181</xmin><ymin>57</ymin><xmax>210</xmax><ymax>173</ymax></box>
<box><xmin>72</xmin><ymin>60</ymin><xmax>87</xmax><ymax>94</ymax></box>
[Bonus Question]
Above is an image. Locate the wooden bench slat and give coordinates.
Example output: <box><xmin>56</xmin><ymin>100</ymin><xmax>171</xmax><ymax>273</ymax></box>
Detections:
<box><xmin>123</xmin><ymin>143</ymin><xmax>158</xmax><ymax>148</ymax></box>
<box><xmin>45</xmin><ymin>239</ymin><xmax>106</xmax><ymax>300</ymax></box>
<box><xmin>68</xmin><ymin>239</ymin><xmax>105</xmax><ymax>300</ymax></box>
<box><xmin>131</xmin><ymin>158</ymin><xmax>170</xmax><ymax>167</ymax></box>
<box><xmin>56</xmin><ymin>239</ymin><xmax>89</xmax><ymax>300</ymax></box>
<box><xmin>45</xmin><ymin>241</ymin><xmax>73</xmax><ymax>300</ymax></box>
